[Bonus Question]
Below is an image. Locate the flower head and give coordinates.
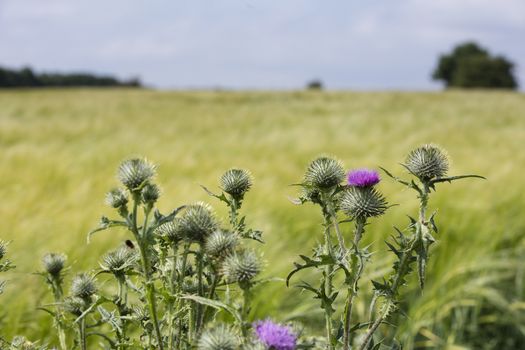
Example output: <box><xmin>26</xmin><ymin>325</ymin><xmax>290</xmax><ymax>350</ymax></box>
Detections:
<box><xmin>0</xmin><ymin>240</ymin><xmax>7</xmax><ymax>260</ymax></box>
<box><xmin>100</xmin><ymin>247</ymin><xmax>138</xmax><ymax>276</ymax></box>
<box><xmin>347</xmin><ymin>169</ymin><xmax>380</xmax><ymax>187</ymax></box>
<box><xmin>197</xmin><ymin>324</ymin><xmax>240</xmax><ymax>350</ymax></box>
<box><xmin>254</xmin><ymin>319</ymin><xmax>297</xmax><ymax>350</ymax></box>
<box><xmin>117</xmin><ymin>158</ymin><xmax>156</xmax><ymax>191</ymax></box>
<box><xmin>304</xmin><ymin>156</ymin><xmax>345</xmax><ymax>190</ymax></box>
<box><xmin>178</xmin><ymin>203</ymin><xmax>218</xmax><ymax>243</ymax></box>
<box><xmin>220</xmin><ymin>168</ymin><xmax>253</xmax><ymax>199</ymax></box>
<box><xmin>404</xmin><ymin>144</ymin><xmax>449</xmax><ymax>181</ymax></box>
<box><xmin>205</xmin><ymin>230</ymin><xmax>239</xmax><ymax>259</ymax></box>
<box><xmin>42</xmin><ymin>253</ymin><xmax>67</xmax><ymax>277</ymax></box>
<box><xmin>105</xmin><ymin>188</ymin><xmax>128</xmax><ymax>208</ymax></box>
<box><xmin>222</xmin><ymin>250</ymin><xmax>260</xmax><ymax>286</ymax></box>
<box><xmin>340</xmin><ymin>186</ymin><xmax>387</xmax><ymax>220</ymax></box>
<box><xmin>70</xmin><ymin>273</ymin><xmax>97</xmax><ymax>300</ymax></box>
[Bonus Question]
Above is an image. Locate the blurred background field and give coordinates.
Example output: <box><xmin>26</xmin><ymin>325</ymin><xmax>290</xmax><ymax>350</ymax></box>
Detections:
<box><xmin>0</xmin><ymin>89</ymin><xmax>524</xmax><ymax>348</ymax></box>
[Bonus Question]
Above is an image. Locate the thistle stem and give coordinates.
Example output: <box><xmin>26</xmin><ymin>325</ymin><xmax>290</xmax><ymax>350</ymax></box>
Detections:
<box><xmin>79</xmin><ymin>318</ymin><xmax>87</xmax><ymax>350</ymax></box>
<box><xmin>323</xmin><ymin>217</ymin><xmax>335</xmax><ymax>350</ymax></box>
<box><xmin>343</xmin><ymin>217</ymin><xmax>366</xmax><ymax>350</ymax></box>
<box><xmin>131</xmin><ymin>194</ymin><xmax>164</xmax><ymax>350</ymax></box>
<box><xmin>51</xmin><ymin>278</ymin><xmax>68</xmax><ymax>350</ymax></box>
<box><xmin>358</xmin><ymin>300</ymin><xmax>393</xmax><ymax>350</ymax></box>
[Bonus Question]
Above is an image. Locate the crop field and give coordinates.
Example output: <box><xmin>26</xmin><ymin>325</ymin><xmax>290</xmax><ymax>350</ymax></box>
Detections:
<box><xmin>0</xmin><ymin>89</ymin><xmax>524</xmax><ymax>348</ymax></box>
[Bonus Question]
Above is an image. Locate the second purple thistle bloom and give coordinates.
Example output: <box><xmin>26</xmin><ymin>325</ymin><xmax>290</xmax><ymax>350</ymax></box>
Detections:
<box><xmin>347</xmin><ymin>168</ymin><xmax>381</xmax><ymax>187</ymax></box>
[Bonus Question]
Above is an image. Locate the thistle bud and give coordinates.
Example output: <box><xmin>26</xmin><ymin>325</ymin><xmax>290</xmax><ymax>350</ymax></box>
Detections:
<box><xmin>141</xmin><ymin>183</ymin><xmax>161</xmax><ymax>204</ymax></box>
<box><xmin>340</xmin><ymin>186</ymin><xmax>387</xmax><ymax>220</ymax></box>
<box><xmin>205</xmin><ymin>230</ymin><xmax>239</xmax><ymax>259</ymax></box>
<box><xmin>0</xmin><ymin>240</ymin><xmax>7</xmax><ymax>260</ymax></box>
<box><xmin>198</xmin><ymin>324</ymin><xmax>240</xmax><ymax>350</ymax></box>
<box><xmin>70</xmin><ymin>273</ymin><xmax>97</xmax><ymax>300</ymax></box>
<box><xmin>105</xmin><ymin>188</ymin><xmax>128</xmax><ymax>208</ymax></box>
<box><xmin>220</xmin><ymin>168</ymin><xmax>253</xmax><ymax>199</ymax></box>
<box><xmin>222</xmin><ymin>250</ymin><xmax>260</xmax><ymax>285</ymax></box>
<box><xmin>155</xmin><ymin>220</ymin><xmax>183</xmax><ymax>244</ymax></box>
<box><xmin>100</xmin><ymin>248</ymin><xmax>138</xmax><ymax>276</ymax></box>
<box><xmin>117</xmin><ymin>158</ymin><xmax>156</xmax><ymax>191</ymax></box>
<box><xmin>178</xmin><ymin>203</ymin><xmax>218</xmax><ymax>243</ymax></box>
<box><xmin>42</xmin><ymin>253</ymin><xmax>67</xmax><ymax>277</ymax></box>
<box><xmin>304</xmin><ymin>156</ymin><xmax>345</xmax><ymax>190</ymax></box>
<box><xmin>404</xmin><ymin>144</ymin><xmax>449</xmax><ymax>181</ymax></box>
<box><xmin>63</xmin><ymin>296</ymin><xmax>86</xmax><ymax>316</ymax></box>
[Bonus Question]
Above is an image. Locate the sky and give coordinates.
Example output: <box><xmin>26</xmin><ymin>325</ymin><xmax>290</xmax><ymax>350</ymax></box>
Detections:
<box><xmin>0</xmin><ymin>0</ymin><xmax>524</xmax><ymax>90</ymax></box>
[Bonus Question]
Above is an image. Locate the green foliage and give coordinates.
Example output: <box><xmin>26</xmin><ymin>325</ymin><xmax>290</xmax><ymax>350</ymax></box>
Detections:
<box><xmin>433</xmin><ymin>41</ymin><xmax>517</xmax><ymax>89</ymax></box>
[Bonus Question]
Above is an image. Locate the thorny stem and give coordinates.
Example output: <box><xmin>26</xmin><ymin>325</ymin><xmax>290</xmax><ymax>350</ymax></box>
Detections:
<box><xmin>79</xmin><ymin>317</ymin><xmax>87</xmax><ymax>350</ymax></box>
<box><xmin>323</xmin><ymin>214</ymin><xmax>335</xmax><ymax>350</ymax></box>
<box><xmin>361</xmin><ymin>183</ymin><xmax>432</xmax><ymax>348</ymax></box>
<box><xmin>50</xmin><ymin>277</ymin><xmax>67</xmax><ymax>350</ymax></box>
<box><xmin>359</xmin><ymin>301</ymin><xmax>393</xmax><ymax>350</ymax></box>
<box><xmin>116</xmin><ymin>276</ymin><xmax>128</xmax><ymax>349</ymax></box>
<box><xmin>196</xmin><ymin>249</ymin><xmax>205</xmax><ymax>332</ymax></box>
<box><xmin>131</xmin><ymin>194</ymin><xmax>164</xmax><ymax>350</ymax></box>
<box><xmin>343</xmin><ymin>217</ymin><xmax>366</xmax><ymax>350</ymax></box>
<box><xmin>240</xmin><ymin>286</ymin><xmax>252</xmax><ymax>340</ymax></box>
<box><xmin>168</xmin><ymin>245</ymin><xmax>178</xmax><ymax>350</ymax></box>
<box><xmin>175</xmin><ymin>242</ymin><xmax>190</xmax><ymax>349</ymax></box>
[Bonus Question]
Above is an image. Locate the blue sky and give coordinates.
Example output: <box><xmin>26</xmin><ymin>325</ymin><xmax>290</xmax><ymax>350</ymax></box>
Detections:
<box><xmin>1</xmin><ymin>0</ymin><xmax>524</xmax><ymax>89</ymax></box>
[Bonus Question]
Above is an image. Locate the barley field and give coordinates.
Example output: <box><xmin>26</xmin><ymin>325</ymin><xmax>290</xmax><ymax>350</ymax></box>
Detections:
<box><xmin>0</xmin><ymin>89</ymin><xmax>524</xmax><ymax>348</ymax></box>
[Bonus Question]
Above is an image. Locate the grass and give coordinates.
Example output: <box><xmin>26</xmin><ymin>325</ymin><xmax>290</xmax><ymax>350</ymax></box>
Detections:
<box><xmin>0</xmin><ymin>89</ymin><xmax>524</xmax><ymax>348</ymax></box>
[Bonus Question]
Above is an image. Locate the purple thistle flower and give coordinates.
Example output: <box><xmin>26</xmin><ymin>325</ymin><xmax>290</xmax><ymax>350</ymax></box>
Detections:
<box><xmin>254</xmin><ymin>319</ymin><xmax>297</xmax><ymax>350</ymax></box>
<box><xmin>347</xmin><ymin>169</ymin><xmax>380</xmax><ymax>187</ymax></box>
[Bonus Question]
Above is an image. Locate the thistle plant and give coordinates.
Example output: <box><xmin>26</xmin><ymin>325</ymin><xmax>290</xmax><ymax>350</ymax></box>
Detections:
<box><xmin>288</xmin><ymin>146</ymin><xmax>483</xmax><ymax>349</ymax></box>
<box><xmin>0</xmin><ymin>240</ymin><xmax>15</xmax><ymax>296</ymax></box>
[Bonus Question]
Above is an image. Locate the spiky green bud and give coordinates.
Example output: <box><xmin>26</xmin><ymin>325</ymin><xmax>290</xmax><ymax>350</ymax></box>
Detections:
<box><xmin>63</xmin><ymin>296</ymin><xmax>86</xmax><ymax>316</ymax></box>
<box><xmin>205</xmin><ymin>230</ymin><xmax>239</xmax><ymax>259</ymax></box>
<box><xmin>105</xmin><ymin>188</ymin><xmax>128</xmax><ymax>208</ymax></box>
<box><xmin>117</xmin><ymin>158</ymin><xmax>156</xmax><ymax>191</ymax></box>
<box><xmin>340</xmin><ymin>186</ymin><xmax>387</xmax><ymax>219</ymax></box>
<box><xmin>155</xmin><ymin>220</ymin><xmax>183</xmax><ymax>243</ymax></box>
<box><xmin>220</xmin><ymin>168</ymin><xmax>253</xmax><ymax>199</ymax></box>
<box><xmin>42</xmin><ymin>253</ymin><xmax>66</xmax><ymax>277</ymax></box>
<box><xmin>222</xmin><ymin>250</ymin><xmax>260</xmax><ymax>285</ymax></box>
<box><xmin>100</xmin><ymin>248</ymin><xmax>138</xmax><ymax>276</ymax></box>
<box><xmin>141</xmin><ymin>183</ymin><xmax>161</xmax><ymax>204</ymax></box>
<box><xmin>0</xmin><ymin>240</ymin><xmax>7</xmax><ymax>260</ymax></box>
<box><xmin>198</xmin><ymin>324</ymin><xmax>240</xmax><ymax>350</ymax></box>
<box><xmin>179</xmin><ymin>203</ymin><xmax>219</xmax><ymax>242</ymax></box>
<box><xmin>304</xmin><ymin>156</ymin><xmax>345</xmax><ymax>190</ymax></box>
<box><xmin>404</xmin><ymin>144</ymin><xmax>449</xmax><ymax>181</ymax></box>
<box><xmin>70</xmin><ymin>273</ymin><xmax>97</xmax><ymax>299</ymax></box>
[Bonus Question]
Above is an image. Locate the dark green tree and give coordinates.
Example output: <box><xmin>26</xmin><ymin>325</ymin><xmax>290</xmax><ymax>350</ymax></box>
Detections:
<box><xmin>432</xmin><ymin>41</ymin><xmax>518</xmax><ymax>89</ymax></box>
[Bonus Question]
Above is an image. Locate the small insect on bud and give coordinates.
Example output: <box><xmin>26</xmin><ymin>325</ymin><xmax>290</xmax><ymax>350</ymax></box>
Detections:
<box><xmin>222</xmin><ymin>250</ymin><xmax>261</xmax><ymax>285</ymax></box>
<box><xmin>117</xmin><ymin>158</ymin><xmax>156</xmax><ymax>191</ymax></box>
<box><xmin>42</xmin><ymin>253</ymin><xmax>67</xmax><ymax>277</ymax></box>
<box><xmin>304</xmin><ymin>156</ymin><xmax>345</xmax><ymax>190</ymax></box>
<box><xmin>70</xmin><ymin>273</ymin><xmax>97</xmax><ymax>300</ymax></box>
<box><xmin>125</xmin><ymin>239</ymin><xmax>135</xmax><ymax>249</ymax></box>
<box><xmin>178</xmin><ymin>202</ymin><xmax>219</xmax><ymax>243</ymax></box>
<box><xmin>404</xmin><ymin>144</ymin><xmax>449</xmax><ymax>182</ymax></box>
<box><xmin>141</xmin><ymin>183</ymin><xmax>161</xmax><ymax>204</ymax></box>
<box><xmin>205</xmin><ymin>230</ymin><xmax>239</xmax><ymax>259</ymax></box>
<box><xmin>220</xmin><ymin>168</ymin><xmax>253</xmax><ymax>199</ymax></box>
<box><xmin>198</xmin><ymin>324</ymin><xmax>240</xmax><ymax>350</ymax></box>
<box><xmin>340</xmin><ymin>186</ymin><xmax>388</xmax><ymax>220</ymax></box>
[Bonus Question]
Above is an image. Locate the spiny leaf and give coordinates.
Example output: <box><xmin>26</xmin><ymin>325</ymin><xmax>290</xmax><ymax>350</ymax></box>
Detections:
<box><xmin>287</xmin><ymin>254</ymin><xmax>336</xmax><ymax>286</ymax></box>
<box><xmin>87</xmin><ymin>217</ymin><xmax>128</xmax><ymax>243</ymax></box>
<box><xmin>181</xmin><ymin>294</ymin><xmax>242</xmax><ymax>325</ymax></box>
<box><xmin>430</xmin><ymin>174</ymin><xmax>485</xmax><ymax>185</ymax></box>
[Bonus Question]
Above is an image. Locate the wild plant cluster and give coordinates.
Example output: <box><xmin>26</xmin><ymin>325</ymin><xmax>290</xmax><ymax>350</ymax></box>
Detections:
<box><xmin>0</xmin><ymin>145</ymin><xmax>482</xmax><ymax>350</ymax></box>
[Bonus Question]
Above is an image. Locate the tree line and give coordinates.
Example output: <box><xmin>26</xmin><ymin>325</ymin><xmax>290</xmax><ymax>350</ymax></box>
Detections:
<box><xmin>0</xmin><ymin>66</ymin><xmax>141</xmax><ymax>88</ymax></box>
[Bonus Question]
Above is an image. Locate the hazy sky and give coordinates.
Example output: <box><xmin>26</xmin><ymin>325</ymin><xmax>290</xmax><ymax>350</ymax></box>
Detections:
<box><xmin>1</xmin><ymin>0</ymin><xmax>524</xmax><ymax>90</ymax></box>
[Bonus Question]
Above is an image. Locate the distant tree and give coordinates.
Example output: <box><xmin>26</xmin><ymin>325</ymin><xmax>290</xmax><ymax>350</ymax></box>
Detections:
<box><xmin>0</xmin><ymin>65</ymin><xmax>142</xmax><ymax>88</ymax></box>
<box><xmin>433</xmin><ymin>42</ymin><xmax>517</xmax><ymax>89</ymax></box>
<box><xmin>306</xmin><ymin>79</ymin><xmax>323</xmax><ymax>90</ymax></box>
